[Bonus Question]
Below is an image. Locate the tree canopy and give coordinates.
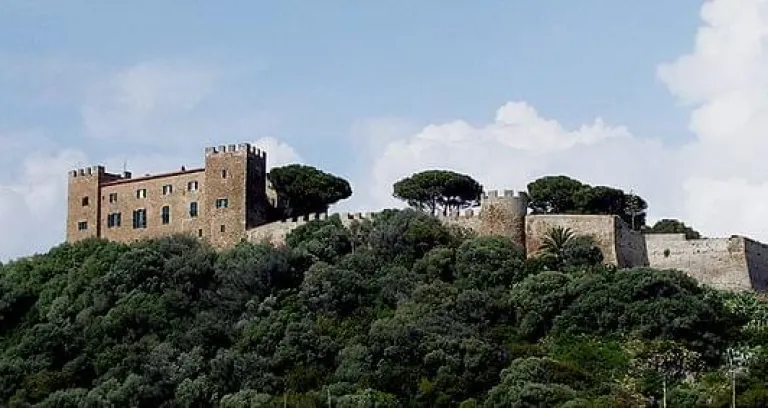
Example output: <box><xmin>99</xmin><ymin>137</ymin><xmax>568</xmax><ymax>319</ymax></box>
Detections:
<box><xmin>527</xmin><ymin>175</ymin><xmax>648</xmax><ymax>229</ymax></box>
<box><xmin>267</xmin><ymin>164</ymin><xmax>352</xmax><ymax>218</ymax></box>
<box><xmin>645</xmin><ymin>218</ymin><xmax>702</xmax><ymax>239</ymax></box>
<box><xmin>393</xmin><ymin>170</ymin><xmax>483</xmax><ymax>216</ymax></box>
<box><xmin>2</xmin><ymin>212</ymin><xmax>767</xmax><ymax>406</ymax></box>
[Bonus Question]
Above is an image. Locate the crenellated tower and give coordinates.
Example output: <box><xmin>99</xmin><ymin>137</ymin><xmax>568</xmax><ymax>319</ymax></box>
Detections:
<box><xmin>479</xmin><ymin>189</ymin><xmax>530</xmax><ymax>249</ymax></box>
<box><xmin>66</xmin><ymin>165</ymin><xmax>126</xmax><ymax>242</ymax></box>
<box><xmin>203</xmin><ymin>143</ymin><xmax>269</xmax><ymax>248</ymax></box>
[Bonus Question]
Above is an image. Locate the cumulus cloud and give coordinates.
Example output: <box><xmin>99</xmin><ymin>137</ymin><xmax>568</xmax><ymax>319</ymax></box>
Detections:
<box><xmin>658</xmin><ymin>0</ymin><xmax>768</xmax><ymax>238</ymax></box>
<box><xmin>0</xmin><ymin>144</ymin><xmax>87</xmax><ymax>260</ymax></box>
<box><xmin>354</xmin><ymin>0</ymin><xmax>768</xmax><ymax>242</ymax></box>
<box><xmin>352</xmin><ymin>102</ymin><xmax>678</xmax><ymax>220</ymax></box>
<box><xmin>0</xmin><ymin>59</ymin><xmax>300</xmax><ymax>259</ymax></box>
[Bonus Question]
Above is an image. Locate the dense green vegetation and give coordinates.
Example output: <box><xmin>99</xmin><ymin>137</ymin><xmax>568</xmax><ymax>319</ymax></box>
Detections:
<box><xmin>267</xmin><ymin>164</ymin><xmax>352</xmax><ymax>218</ymax></box>
<box><xmin>393</xmin><ymin>170</ymin><xmax>483</xmax><ymax>216</ymax></box>
<box><xmin>644</xmin><ymin>218</ymin><xmax>703</xmax><ymax>240</ymax></box>
<box><xmin>2</xmin><ymin>209</ymin><xmax>768</xmax><ymax>407</ymax></box>
<box><xmin>527</xmin><ymin>175</ymin><xmax>648</xmax><ymax>230</ymax></box>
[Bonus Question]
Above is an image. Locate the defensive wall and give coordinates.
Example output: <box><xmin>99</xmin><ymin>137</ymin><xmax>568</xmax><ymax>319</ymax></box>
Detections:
<box><xmin>243</xmin><ymin>187</ymin><xmax>768</xmax><ymax>292</ymax></box>
<box><xmin>248</xmin><ymin>212</ymin><xmax>376</xmax><ymax>246</ymax></box>
<box><xmin>524</xmin><ymin>214</ymin><xmax>648</xmax><ymax>268</ymax></box>
<box><xmin>644</xmin><ymin>233</ymin><xmax>768</xmax><ymax>292</ymax></box>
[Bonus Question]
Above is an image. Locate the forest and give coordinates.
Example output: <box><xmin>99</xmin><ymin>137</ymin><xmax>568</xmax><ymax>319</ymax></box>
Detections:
<box><xmin>2</xmin><ymin>206</ymin><xmax>768</xmax><ymax>407</ymax></box>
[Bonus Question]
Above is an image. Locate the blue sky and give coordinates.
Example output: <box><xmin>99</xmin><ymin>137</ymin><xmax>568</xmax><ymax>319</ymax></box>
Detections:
<box><xmin>4</xmin><ymin>0</ymin><xmax>768</xmax><ymax>259</ymax></box>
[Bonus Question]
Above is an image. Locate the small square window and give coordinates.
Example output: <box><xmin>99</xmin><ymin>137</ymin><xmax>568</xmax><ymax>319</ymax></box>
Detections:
<box><xmin>136</xmin><ymin>189</ymin><xmax>147</xmax><ymax>199</ymax></box>
<box><xmin>216</xmin><ymin>198</ymin><xmax>229</xmax><ymax>209</ymax></box>
<box><xmin>162</xmin><ymin>184</ymin><xmax>173</xmax><ymax>195</ymax></box>
<box><xmin>81</xmin><ymin>197</ymin><xmax>89</xmax><ymax>206</ymax></box>
<box><xmin>108</xmin><ymin>193</ymin><xmax>118</xmax><ymax>203</ymax></box>
<box><xmin>221</xmin><ymin>169</ymin><xmax>227</xmax><ymax>179</ymax></box>
<box><xmin>187</xmin><ymin>181</ymin><xmax>199</xmax><ymax>191</ymax></box>
<box><xmin>107</xmin><ymin>213</ymin><xmax>122</xmax><ymax>228</ymax></box>
<box><xmin>220</xmin><ymin>225</ymin><xmax>226</xmax><ymax>233</ymax></box>
<box><xmin>78</xmin><ymin>221</ymin><xmax>88</xmax><ymax>231</ymax></box>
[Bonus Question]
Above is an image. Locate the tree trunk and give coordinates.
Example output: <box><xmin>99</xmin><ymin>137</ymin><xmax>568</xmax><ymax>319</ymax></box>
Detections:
<box><xmin>662</xmin><ymin>377</ymin><xmax>667</xmax><ymax>408</ymax></box>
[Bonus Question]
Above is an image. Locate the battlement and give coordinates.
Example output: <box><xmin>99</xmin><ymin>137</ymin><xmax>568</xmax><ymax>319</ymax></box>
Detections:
<box><xmin>205</xmin><ymin>142</ymin><xmax>266</xmax><ymax>159</ymax></box>
<box><xmin>437</xmin><ymin>208</ymin><xmax>479</xmax><ymax>219</ymax></box>
<box><xmin>69</xmin><ymin>165</ymin><xmax>105</xmax><ymax>178</ymax></box>
<box><xmin>482</xmin><ymin>189</ymin><xmax>529</xmax><ymax>200</ymax></box>
<box><xmin>278</xmin><ymin>211</ymin><xmax>378</xmax><ymax>224</ymax></box>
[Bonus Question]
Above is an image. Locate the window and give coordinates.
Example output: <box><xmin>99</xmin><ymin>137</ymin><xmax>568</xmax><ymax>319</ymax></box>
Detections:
<box><xmin>216</xmin><ymin>198</ymin><xmax>229</xmax><ymax>209</ymax></box>
<box><xmin>189</xmin><ymin>202</ymin><xmax>198</xmax><ymax>218</ymax></box>
<box><xmin>107</xmin><ymin>213</ymin><xmax>122</xmax><ymax>228</ymax></box>
<box><xmin>136</xmin><ymin>189</ymin><xmax>147</xmax><ymax>199</ymax></box>
<box><xmin>162</xmin><ymin>184</ymin><xmax>173</xmax><ymax>195</ymax></box>
<box><xmin>132</xmin><ymin>209</ymin><xmax>147</xmax><ymax>229</ymax></box>
<box><xmin>81</xmin><ymin>197</ymin><xmax>89</xmax><ymax>206</ymax></box>
<box><xmin>221</xmin><ymin>169</ymin><xmax>227</xmax><ymax>179</ymax></box>
<box><xmin>220</xmin><ymin>225</ymin><xmax>226</xmax><ymax>233</ymax></box>
<box><xmin>78</xmin><ymin>221</ymin><xmax>88</xmax><ymax>231</ymax></box>
<box><xmin>198</xmin><ymin>229</ymin><xmax>203</xmax><ymax>237</ymax></box>
<box><xmin>161</xmin><ymin>206</ymin><xmax>170</xmax><ymax>225</ymax></box>
<box><xmin>187</xmin><ymin>181</ymin><xmax>199</xmax><ymax>191</ymax></box>
<box><xmin>108</xmin><ymin>193</ymin><xmax>118</xmax><ymax>203</ymax></box>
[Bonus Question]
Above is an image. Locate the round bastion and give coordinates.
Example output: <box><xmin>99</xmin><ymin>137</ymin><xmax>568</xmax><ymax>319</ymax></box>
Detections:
<box><xmin>479</xmin><ymin>189</ymin><xmax>530</xmax><ymax>249</ymax></box>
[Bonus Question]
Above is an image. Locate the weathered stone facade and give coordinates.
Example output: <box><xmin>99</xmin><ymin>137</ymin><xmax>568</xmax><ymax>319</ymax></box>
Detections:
<box><xmin>66</xmin><ymin>143</ymin><xmax>268</xmax><ymax>249</ymax></box>
<box><xmin>246</xmin><ymin>187</ymin><xmax>768</xmax><ymax>292</ymax></box>
<box><xmin>67</xmin><ymin>143</ymin><xmax>768</xmax><ymax>292</ymax></box>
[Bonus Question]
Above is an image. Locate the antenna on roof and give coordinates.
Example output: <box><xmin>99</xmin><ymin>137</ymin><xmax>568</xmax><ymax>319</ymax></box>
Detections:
<box><xmin>123</xmin><ymin>160</ymin><xmax>127</xmax><ymax>174</ymax></box>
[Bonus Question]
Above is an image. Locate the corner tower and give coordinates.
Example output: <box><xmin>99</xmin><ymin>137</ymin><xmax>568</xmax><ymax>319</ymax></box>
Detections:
<box><xmin>66</xmin><ymin>166</ymin><xmax>124</xmax><ymax>242</ymax></box>
<box><xmin>203</xmin><ymin>143</ymin><xmax>268</xmax><ymax>248</ymax></box>
<box><xmin>479</xmin><ymin>189</ymin><xmax>530</xmax><ymax>249</ymax></box>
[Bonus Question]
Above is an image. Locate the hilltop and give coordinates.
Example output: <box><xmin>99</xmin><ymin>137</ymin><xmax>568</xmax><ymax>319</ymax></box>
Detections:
<box><xmin>2</xmin><ymin>208</ymin><xmax>768</xmax><ymax>407</ymax></box>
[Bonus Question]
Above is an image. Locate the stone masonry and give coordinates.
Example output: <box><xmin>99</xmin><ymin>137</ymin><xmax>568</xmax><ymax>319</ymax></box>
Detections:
<box><xmin>67</xmin><ymin>142</ymin><xmax>768</xmax><ymax>292</ymax></box>
<box><xmin>66</xmin><ymin>143</ymin><xmax>268</xmax><ymax>249</ymax></box>
<box><xmin>247</xmin><ymin>186</ymin><xmax>768</xmax><ymax>293</ymax></box>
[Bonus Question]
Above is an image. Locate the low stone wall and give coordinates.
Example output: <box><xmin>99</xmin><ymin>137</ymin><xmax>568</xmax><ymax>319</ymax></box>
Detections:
<box><xmin>245</xmin><ymin>208</ymin><xmax>768</xmax><ymax>293</ymax></box>
<box><xmin>247</xmin><ymin>212</ymin><xmax>374</xmax><ymax>246</ymax></box>
<box><xmin>645</xmin><ymin>234</ymin><xmax>752</xmax><ymax>292</ymax></box>
<box><xmin>525</xmin><ymin>215</ymin><xmax>620</xmax><ymax>265</ymax></box>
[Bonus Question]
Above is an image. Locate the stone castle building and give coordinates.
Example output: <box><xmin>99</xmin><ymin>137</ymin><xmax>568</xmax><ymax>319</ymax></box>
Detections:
<box><xmin>68</xmin><ymin>142</ymin><xmax>768</xmax><ymax>292</ymax></box>
<box><xmin>67</xmin><ymin>143</ymin><xmax>273</xmax><ymax>249</ymax></box>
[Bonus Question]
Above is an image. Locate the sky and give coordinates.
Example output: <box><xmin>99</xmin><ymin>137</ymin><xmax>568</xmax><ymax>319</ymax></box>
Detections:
<box><xmin>2</xmin><ymin>0</ymin><xmax>767</xmax><ymax>259</ymax></box>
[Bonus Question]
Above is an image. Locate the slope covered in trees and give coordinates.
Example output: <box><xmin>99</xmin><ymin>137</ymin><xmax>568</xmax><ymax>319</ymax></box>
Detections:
<box><xmin>2</xmin><ymin>209</ymin><xmax>768</xmax><ymax>407</ymax></box>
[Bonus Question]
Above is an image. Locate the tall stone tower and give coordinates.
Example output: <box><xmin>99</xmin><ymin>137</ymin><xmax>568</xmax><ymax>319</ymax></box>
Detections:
<box><xmin>203</xmin><ymin>143</ymin><xmax>269</xmax><ymax>248</ymax></box>
<box><xmin>479</xmin><ymin>190</ymin><xmax>530</xmax><ymax>249</ymax></box>
<box><xmin>66</xmin><ymin>165</ymin><xmax>125</xmax><ymax>242</ymax></box>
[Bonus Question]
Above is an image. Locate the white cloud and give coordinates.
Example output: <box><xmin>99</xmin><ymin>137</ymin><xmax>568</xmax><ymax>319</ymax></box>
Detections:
<box><xmin>0</xmin><ymin>59</ymin><xmax>301</xmax><ymax>260</ymax></box>
<box><xmin>352</xmin><ymin>102</ymin><xmax>679</xmax><ymax>220</ymax></box>
<box><xmin>658</xmin><ymin>0</ymin><xmax>768</xmax><ymax>239</ymax></box>
<box><xmin>0</xmin><ymin>145</ymin><xmax>87</xmax><ymax>261</ymax></box>
<box><xmin>354</xmin><ymin>0</ymin><xmax>768</xmax><ymax>243</ymax></box>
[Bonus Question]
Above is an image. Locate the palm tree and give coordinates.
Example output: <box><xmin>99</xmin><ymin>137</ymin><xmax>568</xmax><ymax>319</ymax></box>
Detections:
<box><xmin>539</xmin><ymin>226</ymin><xmax>576</xmax><ymax>258</ymax></box>
<box><xmin>537</xmin><ymin>226</ymin><xmax>603</xmax><ymax>270</ymax></box>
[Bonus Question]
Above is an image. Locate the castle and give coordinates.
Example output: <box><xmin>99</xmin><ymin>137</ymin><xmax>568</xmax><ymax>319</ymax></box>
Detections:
<box><xmin>67</xmin><ymin>143</ymin><xmax>273</xmax><ymax>249</ymax></box>
<box><xmin>67</xmin><ymin>142</ymin><xmax>768</xmax><ymax>293</ymax></box>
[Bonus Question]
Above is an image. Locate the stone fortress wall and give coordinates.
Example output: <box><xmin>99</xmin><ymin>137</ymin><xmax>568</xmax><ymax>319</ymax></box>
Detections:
<box><xmin>248</xmin><ymin>212</ymin><xmax>376</xmax><ymax>246</ymax></box>
<box><xmin>67</xmin><ymin>141</ymin><xmax>768</xmax><ymax>293</ymax></box>
<box><xmin>246</xmin><ymin>187</ymin><xmax>768</xmax><ymax>292</ymax></box>
<box><xmin>644</xmin><ymin>233</ymin><xmax>768</xmax><ymax>292</ymax></box>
